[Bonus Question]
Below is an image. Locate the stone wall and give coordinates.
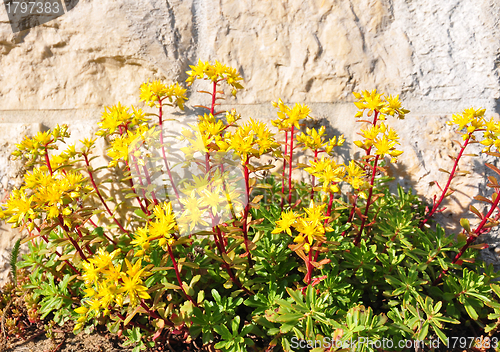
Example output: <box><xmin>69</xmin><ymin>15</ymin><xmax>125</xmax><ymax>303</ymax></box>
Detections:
<box><xmin>1</xmin><ymin>0</ymin><xmax>500</xmax><ymax>283</ymax></box>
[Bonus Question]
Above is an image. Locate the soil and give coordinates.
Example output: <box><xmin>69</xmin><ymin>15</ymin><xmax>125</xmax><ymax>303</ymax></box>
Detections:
<box><xmin>3</xmin><ymin>326</ymin><xmax>219</xmax><ymax>352</ymax></box>
<box><xmin>5</xmin><ymin>330</ymin><xmax>133</xmax><ymax>352</ymax></box>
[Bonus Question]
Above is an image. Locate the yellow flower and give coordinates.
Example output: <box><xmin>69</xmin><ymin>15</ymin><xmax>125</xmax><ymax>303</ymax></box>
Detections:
<box><xmin>140</xmin><ymin>80</ymin><xmax>187</xmax><ymax>109</ymax></box>
<box><xmin>98</xmin><ymin>103</ymin><xmax>132</xmax><ymax>135</ymax></box>
<box><xmin>186</xmin><ymin>60</ymin><xmax>244</xmax><ymax>95</ymax></box>
<box><xmin>272</xmin><ymin>209</ymin><xmax>298</xmax><ymax>236</ymax></box>
<box><xmin>107</xmin><ymin>135</ymin><xmax>130</xmax><ymax>167</ymax></box>
<box><xmin>178</xmin><ymin>193</ymin><xmax>210</xmax><ymax>233</ymax></box>
<box><xmin>124</xmin><ymin>258</ymin><xmax>151</xmax><ymax>280</ymax></box>
<box><xmin>304</xmin><ymin>156</ymin><xmax>345</xmax><ymax>193</ymax></box>
<box><xmin>381</xmin><ymin>94</ymin><xmax>410</xmax><ymax>119</ymax></box>
<box><xmin>131</xmin><ymin>227</ymin><xmax>151</xmax><ymax>257</ymax></box>
<box><xmin>296</xmin><ymin>126</ymin><xmax>344</xmax><ymax>154</ymax></box>
<box><xmin>373</xmin><ymin>135</ymin><xmax>396</xmax><ymax>156</ymax></box>
<box><xmin>447</xmin><ymin>107</ymin><xmax>486</xmax><ymax>133</ymax></box>
<box><xmin>353</xmin><ymin>90</ymin><xmax>386</xmax><ymax>116</ymax></box>
<box><xmin>447</xmin><ymin>113</ymin><xmax>472</xmax><ymax>131</ymax></box>
<box><xmin>272</xmin><ymin>99</ymin><xmax>310</xmax><ymax>129</ymax></box>
<box><xmin>222</xmin><ymin>118</ymin><xmax>278</xmax><ymax>163</ymax></box>
<box><xmin>90</xmin><ymin>247</ymin><xmax>121</xmax><ymax>272</ymax></box>
<box><xmin>2</xmin><ymin>189</ymin><xmax>34</xmax><ymax>225</ymax></box>
<box><xmin>149</xmin><ymin>202</ymin><xmax>177</xmax><ymax>246</ymax></box>
<box><xmin>119</xmin><ymin>271</ymin><xmax>151</xmax><ymax>307</ymax></box>
<box><xmin>353</xmin><ymin>91</ymin><xmax>410</xmax><ymax>120</ymax></box>
<box><xmin>82</xmin><ymin>262</ymin><xmax>99</xmax><ymax>286</ymax></box>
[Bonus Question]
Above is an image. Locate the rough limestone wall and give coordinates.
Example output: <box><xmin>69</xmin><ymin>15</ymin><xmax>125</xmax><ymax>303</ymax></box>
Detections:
<box><xmin>0</xmin><ymin>0</ymin><xmax>500</xmax><ymax>283</ymax></box>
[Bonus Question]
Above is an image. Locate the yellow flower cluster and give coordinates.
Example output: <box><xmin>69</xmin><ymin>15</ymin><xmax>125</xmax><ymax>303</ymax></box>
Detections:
<box><xmin>353</xmin><ymin>90</ymin><xmax>409</xmax><ymax>119</ymax></box>
<box><xmin>107</xmin><ymin>124</ymin><xmax>160</xmax><ymax>167</ymax></box>
<box><xmin>304</xmin><ymin>157</ymin><xmax>367</xmax><ymax>195</ymax></box>
<box><xmin>97</xmin><ymin>103</ymin><xmax>148</xmax><ymax>136</ymax></box>
<box><xmin>271</xmin><ymin>99</ymin><xmax>311</xmax><ymax>130</ymax></box>
<box><xmin>186</xmin><ymin>59</ymin><xmax>244</xmax><ymax>96</ymax></box>
<box><xmin>481</xmin><ymin>117</ymin><xmax>500</xmax><ymax>152</ymax></box>
<box><xmin>445</xmin><ymin>107</ymin><xmax>497</xmax><ymax>147</ymax></box>
<box><xmin>217</xmin><ymin>118</ymin><xmax>280</xmax><ymax>163</ymax></box>
<box><xmin>354</xmin><ymin>122</ymin><xmax>403</xmax><ymax>162</ymax></box>
<box><xmin>139</xmin><ymin>80</ymin><xmax>187</xmax><ymax>109</ymax></box>
<box><xmin>272</xmin><ymin>204</ymin><xmax>331</xmax><ymax>252</ymax></box>
<box><xmin>179</xmin><ymin>113</ymin><xmax>235</xmax><ymax>159</ymax></box>
<box><xmin>344</xmin><ymin>161</ymin><xmax>367</xmax><ymax>190</ymax></box>
<box><xmin>1</xmin><ymin>166</ymin><xmax>91</xmax><ymax>226</ymax></box>
<box><xmin>176</xmin><ymin>171</ymin><xmax>244</xmax><ymax>234</ymax></box>
<box><xmin>13</xmin><ymin>125</ymin><xmax>70</xmax><ymax>164</ymax></box>
<box><xmin>296</xmin><ymin>126</ymin><xmax>345</xmax><ymax>154</ymax></box>
<box><xmin>131</xmin><ymin>201</ymin><xmax>177</xmax><ymax>257</ymax></box>
<box><xmin>304</xmin><ymin>157</ymin><xmax>345</xmax><ymax>194</ymax></box>
<box><xmin>75</xmin><ymin>248</ymin><xmax>151</xmax><ymax>331</ymax></box>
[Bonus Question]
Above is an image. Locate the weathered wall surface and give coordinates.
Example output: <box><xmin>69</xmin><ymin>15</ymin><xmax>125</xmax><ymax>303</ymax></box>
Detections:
<box><xmin>1</xmin><ymin>0</ymin><xmax>500</xmax><ymax>282</ymax></box>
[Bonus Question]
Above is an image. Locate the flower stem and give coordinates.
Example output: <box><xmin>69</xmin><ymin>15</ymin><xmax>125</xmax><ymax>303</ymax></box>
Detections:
<box><xmin>157</xmin><ymin>97</ymin><xmax>182</xmax><ymax>205</ymax></box>
<box><xmin>167</xmin><ymin>245</ymin><xmax>197</xmax><ymax>306</ymax></box>
<box><xmin>420</xmin><ymin>134</ymin><xmax>472</xmax><ymax>229</ymax></box>
<box><xmin>83</xmin><ymin>154</ymin><xmax>131</xmax><ymax>237</ymax></box>
<box><xmin>304</xmin><ymin>241</ymin><xmax>313</xmax><ymax>285</ymax></box>
<box><xmin>44</xmin><ymin>146</ymin><xmax>53</xmax><ymax>176</ymax></box>
<box><xmin>281</xmin><ymin>131</ymin><xmax>288</xmax><ymax>210</ymax></box>
<box><xmin>354</xmin><ymin>155</ymin><xmax>380</xmax><ymax>246</ymax></box>
<box><xmin>58</xmin><ymin>215</ymin><xmax>88</xmax><ymax>262</ymax></box>
<box><xmin>341</xmin><ymin>194</ymin><xmax>358</xmax><ymax>237</ymax></box>
<box><xmin>288</xmin><ymin>126</ymin><xmax>295</xmax><ymax>205</ymax></box>
<box><xmin>30</xmin><ymin>220</ymin><xmax>80</xmax><ymax>275</ymax></box>
<box><xmin>141</xmin><ymin>164</ymin><xmax>159</xmax><ymax>205</ymax></box>
<box><xmin>310</xmin><ymin>149</ymin><xmax>318</xmax><ymax>200</ymax></box>
<box><xmin>242</xmin><ymin>160</ymin><xmax>253</xmax><ymax>268</ymax></box>
<box><xmin>211</xmin><ymin>81</ymin><xmax>217</xmax><ymax>115</ymax></box>
<box><xmin>433</xmin><ymin>190</ymin><xmax>500</xmax><ymax>285</ymax></box>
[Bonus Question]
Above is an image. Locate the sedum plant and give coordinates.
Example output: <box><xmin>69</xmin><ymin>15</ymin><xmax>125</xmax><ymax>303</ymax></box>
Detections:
<box><xmin>1</xmin><ymin>59</ymin><xmax>500</xmax><ymax>352</ymax></box>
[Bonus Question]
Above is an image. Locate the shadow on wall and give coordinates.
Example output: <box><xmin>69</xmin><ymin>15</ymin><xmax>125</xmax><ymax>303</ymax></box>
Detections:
<box><xmin>3</xmin><ymin>0</ymin><xmax>79</xmax><ymax>33</ymax></box>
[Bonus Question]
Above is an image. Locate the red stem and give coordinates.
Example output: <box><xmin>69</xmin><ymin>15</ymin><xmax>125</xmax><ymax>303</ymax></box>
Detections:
<box><xmin>341</xmin><ymin>194</ymin><xmax>359</xmax><ymax>237</ymax></box>
<box><xmin>44</xmin><ymin>147</ymin><xmax>53</xmax><ymax>176</ymax></box>
<box><xmin>433</xmin><ymin>189</ymin><xmax>500</xmax><ymax>285</ymax></box>
<box><xmin>213</xmin><ymin>226</ymin><xmax>252</xmax><ymax>295</ymax></box>
<box><xmin>75</xmin><ymin>226</ymin><xmax>94</xmax><ymax>255</ymax></box>
<box><xmin>365</xmin><ymin>112</ymin><xmax>379</xmax><ymax>156</ymax></box>
<box><xmin>310</xmin><ymin>149</ymin><xmax>318</xmax><ymax>200</ymax></box>
<box><xmin>167</xmin><ymin>245</ymin><xmax>197</xmax><ymax>306</ymax></box>
<box><xmin>210</xmin><ymin>81</ymin><xmax>217</xmax><ymax>115</ymax></box>
<box><xmin>326</xmin><ymin>191</ymin><xmax>334</xmax><ymax>219</ymax></box>
<box><xmin>83</xmin><ymin>154</ymin><xmax>131</xmax><ymax>236</ymax></box>
<box><xmin>30</xmin><ymin>220</ymin><xmax>80</xmax><ymax>275</ymax></box>
<box><xmin>288</xmin><ymin>126</ymin><xmax>295</xmax><ymax>205</ymax></box>
<box><xmin>281</xmin><ymin>131</ymin><xmax>288</xmax><ymax>210</ymax></box>
<box><xmin>420</xmin><ymin>134</ymin><xmax>472</xmax><ymax>229</ymax></box>
<box><xmin>141</xmin><ymin>164</ymin><xmax>159</xmax><ymax>205</ymax></box>
<box><xmin>157</xmin><ymin>97</ymin><xmax>182</xmax><ymax>205</ymax></box>
<box><xmin>242</xmin><ymin>160</ymin><xmax>253</xmax><ymax>268</ymax></box>
<box><xmin>305</xmin><ymin>244</ymin><xmax>313</xmax><ymax>286</ymax></box>
<box><xmin>354</xmin><ymin>155</ymin><xmax>380</xmax><ymax>246</ymax></box>
<box><xmin>58</xmin><ymin>215</ymin><xmax>88</xmax><ymax>262</ymax></box>
<box><xmin>140</xmin><ymin>300</ymin><xmax>171</xmax><ymax>324</ymax></box>
<box><xmin>129</xmin><ymin>155</ymin><xmax>151</xmax><ymax>213</ymax></box>
<box><xmin>313</xmin><ymin>192</ymin><xmax>335</xmax><ymax>263</ymax></box>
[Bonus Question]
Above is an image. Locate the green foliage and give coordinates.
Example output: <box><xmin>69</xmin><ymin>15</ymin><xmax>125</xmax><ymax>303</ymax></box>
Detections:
<box><xmin>9</xmin><ymin>238</ymin><xmax>21</xmax><ymax>285</ymax></box>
